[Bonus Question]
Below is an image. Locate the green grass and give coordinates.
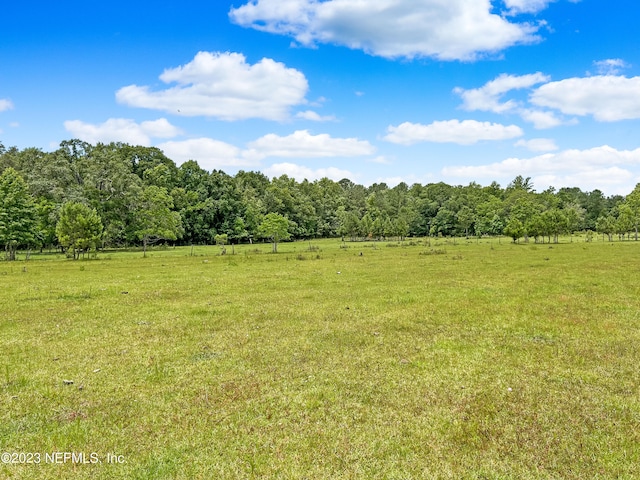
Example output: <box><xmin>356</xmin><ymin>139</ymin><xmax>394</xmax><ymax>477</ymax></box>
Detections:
<box><xmin>1</xmin><ymin>237</ymin><xmax>640</xmax><ymax>479</ymax></box>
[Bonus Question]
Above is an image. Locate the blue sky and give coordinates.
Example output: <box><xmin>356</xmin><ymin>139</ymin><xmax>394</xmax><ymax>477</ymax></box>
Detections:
<box><xmin>1</xmin><ymin>0</ymin><xmax>639</xmax><ymax>195</ymax></box>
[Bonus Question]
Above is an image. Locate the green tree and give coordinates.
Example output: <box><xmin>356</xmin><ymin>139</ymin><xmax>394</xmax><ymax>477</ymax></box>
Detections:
<box><xmin>503</xmin><ymin>218</ymin><xmax>524</xmax><ymax>243</ymax></box>
<box><xmin>394</xmin><ymin>217</ymin><xmax>409</xmax><ymax>241</ymax></box>
<box><xmin>564</xmin><ymin>203</ymin><xmax>585</xmax><ymax>241</ymax></box>
<box><xmin>430</xmin><ymin>207</ymin><xmax>456</xmax><ymax>237</ymax></box>
<box><xmin>525</xmin><ymin>214</ymin><xmax>545</xmax><ymax>243</ymax></box>
<box><xmin>337</xmin><ymin>209</ymin><xmax>360</xmax><ymax>241</ymax></box>
<box><xmin>56</xmin><ymin>202</ymin><xmax>103</xmax><ymax>259</ymax></box>
<box><xmin>622</xmin><ymin>183</ymin><xmax>640</xmax><ymax>240</ymax></box>
<box><xmin>474</xmin><ymin>196</ymin><xmax>505</xmax><ymax>236</ymax></box>
<box><xmin>383</xmin><ymin>217</ymin><xmax>394</xmax><ymax>239</ymax></box>
<box><xmin>360</xmin><ymin>213</ymin><xmax>373</xmax><ymax>239</ymax></box>
<box><xmin>595</xmin><ymin>214</ymin><xmax>616</xmax><ymax>242</ymax></box>
<box><xmin>0</xmin><ymin>168</ymin><xmax>37</xmax><ymax>260</ymax></box>
<box><xmin>231</xmin><ymin>217</ymin><xmax>248</xmax><ymax>243</ymax></box>
<box><xmin>615</xmin><ymin>204</ymin><xmax>634</xmax><ymax>240</ymax></box>
<box><xmin>540</xmin><ymin>208</ymin><xmax>567</xmax><ymax>244</ymax></box>
<box><xmin>506</xmin><ymin>191</ymin><xmax>541</xmax><ymax>242</ymax></box>
<box><xmin>136</xmin><ymin>186</ymin><xmax>183</xmax><ymax>257</ymax></box>
<box><xmin>456</xmin><ymin>205</ymin><xmax>475</xmax><ymax>238</ymax></box>
<box><xmin>506</xmin><ymin>175</ymin><xmax>534</xmax><ymax>193</ymax></box>
<box><xmin>35</xmin><ymin>199</ymin><xmax>58</xmax><ymax>251</ymax></box>
<box><xmin>372</xmin><ymin>216</ymin><xmax>384</xmax><ymax>239</ymax></box>
<box><xmin>257</xmin><ymin>212</ymin><xmax>291</xmax><ymax>253</ymax></box>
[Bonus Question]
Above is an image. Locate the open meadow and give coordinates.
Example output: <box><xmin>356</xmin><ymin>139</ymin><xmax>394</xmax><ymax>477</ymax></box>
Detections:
<box><xmin>1</xmin><ymin>237</ymin><xmax>640</xmax><ymax>479</ymax></box>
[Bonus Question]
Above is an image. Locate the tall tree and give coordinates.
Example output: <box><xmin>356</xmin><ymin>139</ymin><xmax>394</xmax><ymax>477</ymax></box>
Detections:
<box><xmin>595</xmin><ymin>214</ymin><xmax>616</xmax><ymax>242</ymax></box>
<box><xmin>623</xmin><ymin>183</ymin><xmax>640</xmax><ymax>240</ymax></box>
<box><xmin>35</xmin><ymin>198</ymin><xmax>58</xmax><ymax>251</ymax></box>
<box><xmin>135</xmin><ymin>186</ymin><xmax>183</xmax><ymax>257</ymax></box>
<box><xmin>506</xmin><ymin>175</ymin><xmax>534</xmax><ymax>193</ymax></box>
<box><xmin>0</xmin><ymin>168</ymin><xmax>37</xmax><ymax>260</ymax></box>
<box><xmin>456</xmin><ymin>205</ymin><xmax>475</xmax><ymax>238</ymax></box>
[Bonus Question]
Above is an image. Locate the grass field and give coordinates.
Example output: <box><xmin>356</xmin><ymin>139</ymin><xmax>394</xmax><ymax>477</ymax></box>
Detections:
<box><xmin>1</xmin><ymin>237</ymin><xmax>640</xmax><ymax>479</ymax></box>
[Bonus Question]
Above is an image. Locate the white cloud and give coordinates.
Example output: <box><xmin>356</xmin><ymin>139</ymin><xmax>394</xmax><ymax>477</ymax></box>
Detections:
<box><xmin>442</xmin><ymin>145</ymin><xmax>640</xmax><ymax>195</ymax></box>
<box><xmin>384</xmin><ymin>120</ymin><xmax>523</xmax><ymax>145</ymax></box>
<box><xmin>518</xmin><ymin>108</ymin><xmax>567</xmax><ymax>129</ymax></box>
<box><xmin>295</xmin><ymin>110</ymin><xmax>336</xmax><ymax>122</ymax></box>
<box><xmin>245</xmin><ymin>129</ymin><xmax>375</xmax><ymax>160</ymax></box>
<box><xmin>593</xmin><ymin>58</ymin><xmax>629</xmax><ymax>76</ymax></box>
<box><xmin>455</xmin><ymin>72</ymin><xmax>550</xmax><ymax>113</ymax></box>
<box><xmin>0</xmin><ymin>99</ymin><xmax>14</xmax><ymax>112</ymax></box>
<box><xmin>157</xmin><ymin>129</ymin><xmax>373</xmax><ymax>171</ymax></box>
<box><xmin>116</xmin><ymin>51</ymin><xmax>309</xmax><ymax>121</ymax></box>
<box><xmin>230</xmin><ymin>0</ymin><xmax>542</xmax><ymax>61</ymax></box>
<box><xmin>156</xmin><ymin>138</ymin><xmax>256</xmax><ymax>170</ymax></box>
<box><xmin>263</xmin><ymin>162</ymin><xmax>356</xmax><ymax>182</ymax></box>
<box><xmin>531</xmin><ymin>75</ymin><xmax>640</xmax><ymax>121</ymax></box>
<box><xmin>514</xmin><ymin>138</ymin><xmax>558</xmax><ymax>152</ymax></box>
<box><xmin>64</xmin><ymin>118</ymin><xmax>181</xmax><ymax>146</ymax></box>
<box><xmin>503</xmin><ymin>0</ymin><xmax>556</xmax><ymax>14</ymax></box>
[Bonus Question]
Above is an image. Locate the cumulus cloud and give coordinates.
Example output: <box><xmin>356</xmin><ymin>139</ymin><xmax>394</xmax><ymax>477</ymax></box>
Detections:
<box><xmin>442</xmin><ymin>145</ymin><xmax>640</xmax><ymax>195</ymax></box>
<box><xmin>245</xmin><ymin>129</ymin><xmax>375</xmax><ymax>160</ymax></box>
<box><xmin>0</xmin><ymin>99</ymin><xmax>14</xmax><ymax>112</ymax></box>
<box><xmin>455</xmin><ymin>72</ymin><xmax>589</xmax><ymax>128</ymax></box>
<box><xmin>264</xmin><ymin>162</ymin><xmax>356</xmax><ymax>182</ymax></box>
<box><xmin>503</xmin><ymin>0</ymin><xmax>556</xmax><ymax>14</ymax></box>
<box><xmin>518</xmin><ymin>108</ymin><xmax>567</xmax><ymax>129</ymax></box>
<box><xmin>530</xmin><ymin>75</ymin><xmax>640</xmax><ymax>121</ymax></box>
<box><xmin>64</xmin><ymin>118</ymin><xmax>181</xmax><ymax>146</ymax></box>
<box><xmin>116</xmin><ymin>51</ymin><xmax>308</xmax><ymax>121</ymax></box>
<box><xmin>455</xmin><ymin>72</ymin><xmax>550</xmax><ymax>113</ymax></box>
<box><xmin>514</xmin><ymin>138</ymin><xmax>558</xmax><ymax>152</ymax></box>
<box><xmin>156</xmin><ymin>138</ymin><xmax>256</xmax><ymax>170</ymax></box>
<box><xmin>295</xmin><ymin>110</ymin><xmax>337</xmax><ymax>122</ymax></box>
<box><xmin>384</xmin><ymin>120</ymin><xmax>523</xmax><ymax>145</ymax></box>
<box><xmin>592</xmin><ymin>59</ymin><xmax>629</xmax><ymax>76</ymax></box>
<box><xmin>229</xmin><ymin>0</ymin><xmax>542</xmax><ymax>61</ymax></box>
<box><xmin>156</xmin><ymin>129</ymin><xmax>373</xmax><ymax>171</ymax></box>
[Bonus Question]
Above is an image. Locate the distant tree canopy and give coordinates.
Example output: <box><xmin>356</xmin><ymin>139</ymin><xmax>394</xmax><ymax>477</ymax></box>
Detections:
<box><xmin>0</xmin><ymin>139</ymin><xmax>637</xmax><ymax>258</ymax></box>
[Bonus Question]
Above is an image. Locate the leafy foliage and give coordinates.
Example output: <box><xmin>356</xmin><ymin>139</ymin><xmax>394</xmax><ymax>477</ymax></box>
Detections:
<box><xmin>0</xmin><ymin>167</ymin><xmax>37</xmax><ymax>259</ymax></box>
<box><xmin>55</xmin><ymin>201</ymin><xmax>103</xmax><ymax>259</ymax></box>
<box><xmin>135</xmin><ymin>186</ymin><xmax>183</xmax><ymax>256</ymax></box>
<box><xmin>257</xmin><ymin>212</ymin><xmax>291</xmax><ymax>252</ymax></box>
<box><xmin>1</xmin><ymin>139</ymin><xmax>639</xmax><ymax>257</ymax></box>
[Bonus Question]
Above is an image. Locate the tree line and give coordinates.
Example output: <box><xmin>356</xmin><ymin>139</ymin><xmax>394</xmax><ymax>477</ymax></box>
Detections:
<box><xmin>1</xmin><ymin>139</ymin><xmax>639</xmax><ymax>259</ymax></box>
